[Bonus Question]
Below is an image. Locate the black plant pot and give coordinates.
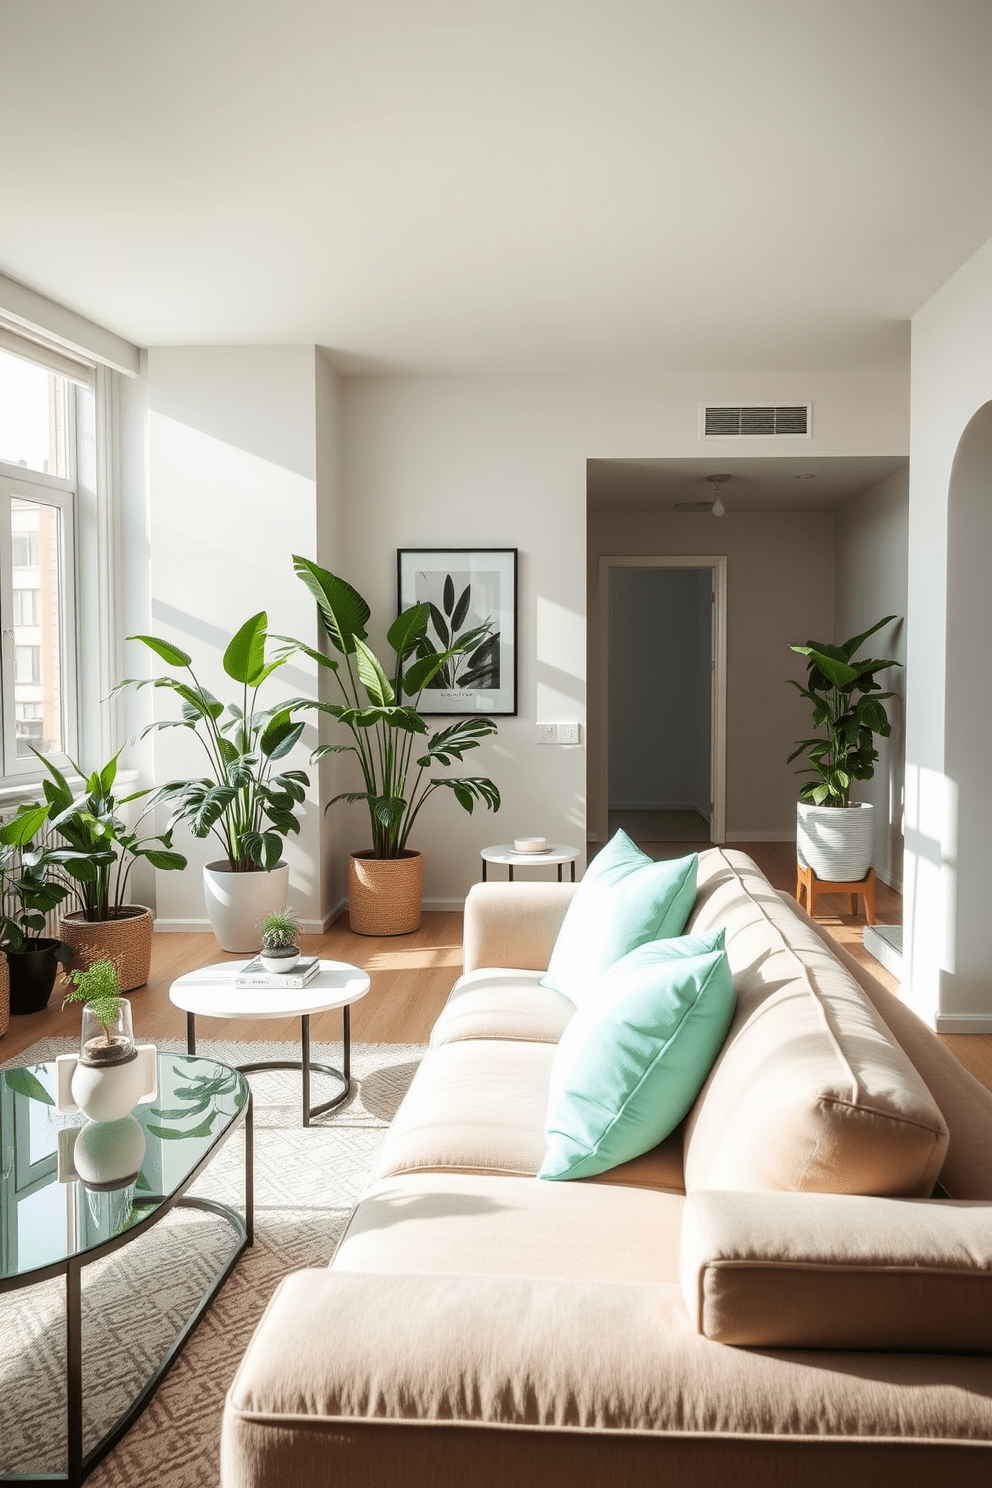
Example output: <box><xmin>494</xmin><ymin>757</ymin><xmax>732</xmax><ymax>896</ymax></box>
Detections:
<box><xmin>7</xmin><ymin>938</ymin><xmax>62</xmax><ymax>1015</ymax></box>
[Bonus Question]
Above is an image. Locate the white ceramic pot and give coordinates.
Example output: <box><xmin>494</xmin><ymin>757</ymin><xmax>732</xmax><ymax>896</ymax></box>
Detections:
<box><xmin>203</xmin><ymin>860</ymin><xmax>290</xmax><ymax>952</ymax></box>
<box><xmin>55</xmin><ymin>1044</ymin><xmax>158</xmax><ymax>1123</ymax></box>
<box><xmin>796</xmin><ymin>802</ymin><xmax>874</xmax><ymax>882</ymax></box>
<box><xmin>260</xmin><ymin>948</ymin><xmax>300</xmax><ymax>973</ymax></box>
<box><xmin>73</xmin><ymin>1115</ymin><xmax>147</xmax><ymax>1191</ymax></box>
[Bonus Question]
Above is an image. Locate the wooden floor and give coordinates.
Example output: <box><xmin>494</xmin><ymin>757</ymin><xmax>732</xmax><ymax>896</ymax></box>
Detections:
<box><xmin>3</xmin><ymin>841</ymin><xmax>990</xmax><ymax>1093</ymax></box>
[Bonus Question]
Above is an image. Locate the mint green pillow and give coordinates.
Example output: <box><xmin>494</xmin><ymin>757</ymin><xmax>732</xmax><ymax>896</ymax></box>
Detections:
<box><xmin>539</xmin><ymin>931</ymin><xmax>735</xmax><ymax>1182</ymax></box>
<box><xmin>541</xmin><ymin>830</ymin><xmax>697</xmax><ymax>1007</ymax></box>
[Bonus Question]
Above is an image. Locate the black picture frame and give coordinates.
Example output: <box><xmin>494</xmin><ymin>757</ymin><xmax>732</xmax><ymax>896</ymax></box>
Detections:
<box><xmin>396</xmin><ymin>548</ymin><xmax>518</xmax><ymax>715</ymax></box>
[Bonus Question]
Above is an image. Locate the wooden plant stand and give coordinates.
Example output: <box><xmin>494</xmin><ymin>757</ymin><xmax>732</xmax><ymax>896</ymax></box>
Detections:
<box><xmin>796</xmin><ymin>863</ymin><xmax>876</xmax><ymax>925</ymax></box>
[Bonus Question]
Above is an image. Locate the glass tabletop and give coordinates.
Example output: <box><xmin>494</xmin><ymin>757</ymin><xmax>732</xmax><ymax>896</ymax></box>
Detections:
<box><xmin>0</xmin><ymin>1053</ymin><xmax>248</xmax><ymax>1285</ymax></box>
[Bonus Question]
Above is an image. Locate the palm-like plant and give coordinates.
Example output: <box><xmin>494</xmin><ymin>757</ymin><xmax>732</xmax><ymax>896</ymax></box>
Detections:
<box><xmin>787</xmin><ymin>616</ymin><xmax>901</xmax><ymax>806</ymax></box>
<box><xmin>117</xmin><ymin>613</ymin><xmax>309</xmax><ymax>871</ymax></box>
<box><xmin>291</xmin><ymin>557</ymin><xmax>501</xmax><ymax>858</ymax></box>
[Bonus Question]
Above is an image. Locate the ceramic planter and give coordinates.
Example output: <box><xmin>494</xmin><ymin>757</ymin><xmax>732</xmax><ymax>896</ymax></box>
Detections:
<box><xmin>348</xmin><ymin>850</ymin><xmax>423</xmax><ymax>936</ymax></box>
<box><xmin>796</xmin><ymin>801</ymin><xmax>874</xmax><ymax>882</ymax></box>
<box><xmin>203</xmin><ymin>860</ymin><xmax>290</xmax><ymax>953</ymax></box>
<box><xmin>55</xmin><ymin>999</ymin><xmax>158</xmax><ymax>1123</ymax></box>
<box><xmin>260</xmin><ymin>945</ymin><xmax>300</xmax><ymax>973</ymax></box>
<box><xmin>59</xmin><ymin>906</ymin><xmax>154</xmax><ymax>992</ymax></box>
<box><xmin>6</xmin><ymin>938</ymin><xmax>62</xmax><ymax>1015</ymax></box>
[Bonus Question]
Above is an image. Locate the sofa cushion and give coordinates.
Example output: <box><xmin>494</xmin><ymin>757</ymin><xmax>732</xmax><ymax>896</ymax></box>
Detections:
<box><xmin>539</xmin><ymin>933</ymin><xmax>735</xmax><ymax>1180</ymax></box>
<box><xmin>681</xmin><ymin>1189</ymin><xmax>992</xmax><ymax>1351</ymax></box>
<box><xmin>541</xmin><ymin>831</ymin><xmax>696</xmax><ymax>1006</ymax></box>
<box><xmin>430</xmin><ymin>969</ymin><xmax>575</xmax><ymax>1048</ymax></box>
<box><xmin>334</xmin><ymin>1173</ymin><xmax>686</xmax><ymax>1284</ymax></box>
<box><xmin>683</xmin><ymin>849</ymin><xmax>950</xmax><ymax>1197</ymax></box>
<box><xmin>372</xmin><ymin>1037</ymin><xmax>686</xmax><ymax>1192</ymax></box>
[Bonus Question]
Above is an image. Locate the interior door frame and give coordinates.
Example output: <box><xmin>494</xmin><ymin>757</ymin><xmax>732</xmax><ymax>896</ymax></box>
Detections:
<box><xmin>598</xmin><ymin>554</ymin><xmax>727</xmax><ymax>846</ymax></box>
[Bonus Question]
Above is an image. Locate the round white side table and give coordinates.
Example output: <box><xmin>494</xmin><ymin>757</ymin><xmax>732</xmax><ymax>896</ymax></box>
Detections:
<box><xmin>480</xmin><ymin>843</ymin><xmax>580</xmax><ymax>883</ymax></box>
<box><xmin>169</xmin><ymin>959</ymin><xmax>371</xmax><ymax>1127</ymax></box>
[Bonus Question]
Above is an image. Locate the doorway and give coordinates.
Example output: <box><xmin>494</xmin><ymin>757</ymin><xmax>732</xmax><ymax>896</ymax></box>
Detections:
<box><xmin>598</xmin><ymin>556</ymin><xmax>727</xmax><ymax>852</ymax></box>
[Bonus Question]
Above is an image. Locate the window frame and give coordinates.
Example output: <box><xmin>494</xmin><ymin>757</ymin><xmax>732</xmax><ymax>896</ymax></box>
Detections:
<box><xmin>0</xmin><ymin>391</ymin><xmax>80</xmax><ymax>779</ymax></box>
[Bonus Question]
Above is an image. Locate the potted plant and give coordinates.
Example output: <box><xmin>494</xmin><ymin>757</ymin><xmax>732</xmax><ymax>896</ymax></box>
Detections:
<box><xmin>292</xmin><ymin>557</ymin><xmax>501</xmax><ymax>935</ymax></box>
<box><xmin>117</xmin><ymin>612</ymin><xmax>311</xmax><ymax>952</ymax></box>
<box><xmin>58</xmin><ymin>958</ymin><xmax>157</xmax><ymax>1124</ymax></box>
<box><xmin>36</xmin><ymin>749</ymin><xmax>187</xmax><ymax>991</ymax></box>
<box><xmin>787</xmin><ymin>615</ymin><xmax>901</xmax><ymax>882</ymax></box>
<box><xmin>0</xmin><ymin>802</ymin><xmax>79</xmax><ymax>1015</ymax></box>
<box><xmin>258</xmin><ymin>909</ymin><xmax>303</xmax><ymax>972</ymax></box>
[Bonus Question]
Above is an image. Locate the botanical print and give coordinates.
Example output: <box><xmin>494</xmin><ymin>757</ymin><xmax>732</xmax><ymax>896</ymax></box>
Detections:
<box><xmin>413</xmin><ymin>568</ymin><xmax>501</xmax><ymax>690</ymax></box>
<box><xmin>397</xmin><ymin>549</ymin><xmax>517</xmax><ymax>715</ymax></box>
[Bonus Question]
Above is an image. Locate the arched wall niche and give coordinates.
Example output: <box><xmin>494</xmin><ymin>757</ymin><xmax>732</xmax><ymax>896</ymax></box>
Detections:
<box><xmin>940</xmin><ymin>399</ymin><xmax>992</xmax><ymax>1019</ymax></box>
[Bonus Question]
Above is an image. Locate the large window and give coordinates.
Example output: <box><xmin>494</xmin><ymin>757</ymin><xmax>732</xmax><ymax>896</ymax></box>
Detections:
<box><xmin>0</xmin><ymin>344</ymin><xmax>80</xmax><ymax>775</ymax></box>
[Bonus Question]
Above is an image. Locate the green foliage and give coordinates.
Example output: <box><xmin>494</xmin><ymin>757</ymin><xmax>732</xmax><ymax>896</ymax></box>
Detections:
<box><xmin>116</xmin><ymin>613</ymin><xmax>311</xmax><ymax>872</ymax></box>
<box><xmin>788</xmin><ymin>616</ymin><xmax>901</xmax><ymax>807</ymax></box>
<box><xmin>290</xmin><ymin>558</ymin><xmax>501</xmax><ymax>858</ymax></box>
<box><xmin>259</xmin><ymin>909</ymin><xmax>302</xmax><ymax>948</ymax></box>
<box><xmin>0</xmin><ymin>803</ymin><xmax>80</xmax><ymax>955</ymax></box>
<box><xmin>417</xmin><ymin>571</ymin><xmax>500</xmax><ymax>690</ymax></box>
<box><xmin>63</xmin><ymin>957</ymin><xmax>122</xmax><ymax>1033</ymax></box>
<box><xmin>36</xmin><ymin>749</ymin><xmax>186</xmax><ymax>921</ymax></box>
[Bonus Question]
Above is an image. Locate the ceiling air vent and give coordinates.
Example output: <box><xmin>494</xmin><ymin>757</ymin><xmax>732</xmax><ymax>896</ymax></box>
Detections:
<box><xmin>701</xmin><ymin>404</ymin><xmax>811</xmax><ymax>438</ymax></box>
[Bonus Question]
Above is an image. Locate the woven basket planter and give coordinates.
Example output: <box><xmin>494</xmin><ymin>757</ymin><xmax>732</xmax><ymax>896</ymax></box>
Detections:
<box><xmin>0</xmin><ymin>952</ymin><xmax>8</xmax><ymax>1038</ymax></box>
<box><xmin>348</xmin><ymin>851</ymin><xmax>423</xmax><ymax>936</ymax></box>
<box><xmin>58</xmin><ymin>906</ymin><xmax>154</xmax><ymax>993</ymax></box>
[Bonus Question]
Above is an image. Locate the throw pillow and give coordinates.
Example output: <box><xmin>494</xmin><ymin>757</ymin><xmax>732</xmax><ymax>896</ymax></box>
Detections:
<box><xmin>541</xmin><ymin>830</ymin><xmax>697</xmax><ymax>1007</ymax></box>
<box><xmin>539</xmin><ymin>931</ymin><xmax>735</xmax><ymax>1182</ymax></box>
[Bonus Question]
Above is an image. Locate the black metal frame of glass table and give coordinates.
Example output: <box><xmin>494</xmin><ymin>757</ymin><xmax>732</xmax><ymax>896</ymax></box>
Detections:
<box><xmin>0</xmin><ymin>1061</ymin><xmax>253</xmax><ymax>1488</ymax></box>
<box><xmin>183</xmin><ymin>1007</ymin><xmax>350</xmax><ymax>1127</ymax></box>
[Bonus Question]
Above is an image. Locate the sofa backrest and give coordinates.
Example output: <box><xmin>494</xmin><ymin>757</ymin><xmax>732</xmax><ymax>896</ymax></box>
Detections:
<box><xmin>682</xmin><ymin>849</ymin><xmax>949</xmax><ymax>1198</ymax></box>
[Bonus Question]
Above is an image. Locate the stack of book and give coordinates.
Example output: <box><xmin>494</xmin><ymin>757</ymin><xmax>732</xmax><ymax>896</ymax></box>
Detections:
<box><xmin>234</xmin><ymin>956</ymin><xmax>321</xmax><ymax>989</ymax></box>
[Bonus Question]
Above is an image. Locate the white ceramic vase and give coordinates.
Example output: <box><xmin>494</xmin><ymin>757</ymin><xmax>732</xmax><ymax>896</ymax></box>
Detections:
<box><xmin>796</xmin><ymin>801</ymin><xmax>874</xmax><ymax>882</ymax></box>
<box><xmin>55</xmin><ymin>1045</ymin><xmax>158</xmax><ymax>1123</ymax></box>
<box><xmin>203</xmin><ymin>860</ymin><xmax>290</xmax><ymax>952</ymax></box>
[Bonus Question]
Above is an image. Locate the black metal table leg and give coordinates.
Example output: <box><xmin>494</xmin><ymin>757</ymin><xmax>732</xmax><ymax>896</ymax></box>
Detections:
<box><xmin>571</xmin><ymin>861</ymin><xmax>576</xmax><ymax>881</ymax></box>
<box><xmin>482</xmin><ymin>859</ymin><xmax>488</xmax><ymax>881</ymax></box>
<box><xmin>186</xmin><ymin>1011</ymin><xmax>196</xmax><ymax>1055</ymax></box>
<box><xmin>244</xmin><ymin>1089</ymin><xmax>254</xmax><ymax>1247</ymax></box>
<box><xmin>508</xmin><ymin>864</ymin><xmax>514</xmax><ymax>881</ymax></box>
<box><xmin>66</xmin><ymin>1259</ymin><xmax>82</xmax><ymax>1488</ymax></box>
<box><xmin>237</xmin><ymin>1009</ymin><xmax>352</xmax><ymax>1127</ymax></box>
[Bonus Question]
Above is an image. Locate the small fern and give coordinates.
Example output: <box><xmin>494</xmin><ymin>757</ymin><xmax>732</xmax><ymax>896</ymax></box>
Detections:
<box><xmin>63</xmin><ymin>958</ymin><xmax>122</xmax><ymax>1033</ymax></box>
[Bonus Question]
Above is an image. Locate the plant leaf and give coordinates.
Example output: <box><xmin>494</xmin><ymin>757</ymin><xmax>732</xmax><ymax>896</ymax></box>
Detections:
<box><xmin>293</xmin><ymin>557</ymin><xmax>370</xmax><ymax>654</ymax></box>
<box><xmin>127</xmin><ymin>634</ymin><xmax>192</xmax><ymax>668</ymax></box>
<box><xmin>223</xmin><ymin>611</ymin><xmax>268</xmax><ymax>685</ymax></box>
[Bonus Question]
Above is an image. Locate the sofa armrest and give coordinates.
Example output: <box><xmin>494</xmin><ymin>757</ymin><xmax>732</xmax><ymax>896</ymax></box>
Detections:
<box><xmin>462</xmin><ymin>881</ymin><xmax>576</xmax><ymax>974</ymax></box>
<box><xmin>681</xmin><ymin>1189</ymin><xmax>992</xmax><ymax>1351</ymax></box>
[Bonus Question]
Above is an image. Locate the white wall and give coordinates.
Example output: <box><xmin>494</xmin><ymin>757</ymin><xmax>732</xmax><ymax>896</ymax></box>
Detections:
<box><xmin>132</xmin><ymin>346</ymin><xmax>328</xmax><ymax>930</ymax></box>
<box><xmin>588</xmin><ymin>509</ymin><xmax>836</xmax><ymax>842</ymax></box>
<box><xmin>339</xmin><ymin>369</ymin><xmax>903</xmax><ymax>904</ymax></box>
<box><xmin>608</xmin><ymin>567</ymin><xmax>711</xmax><ymax>815</ymax></box>
<box><xmin>834</xmin><ymin>466</ymin><xmax>908</xmax><ymax>889</ymax></box>
<box><xmin>906</xmin><ymin>235</ymin><xmax>992</xmax><ymax>1031</ymax></box>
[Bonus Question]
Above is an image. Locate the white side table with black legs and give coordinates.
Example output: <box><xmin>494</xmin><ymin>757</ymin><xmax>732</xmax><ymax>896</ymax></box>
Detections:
<box><xmin>169</xmin><ymin>959</ymin><xmax>371</xmax><ymax>1127</ymax></box>
<box><xmin>480</xmin><ymin>843</ymin><xmax>580</xmax><ymax>883</ymax></box>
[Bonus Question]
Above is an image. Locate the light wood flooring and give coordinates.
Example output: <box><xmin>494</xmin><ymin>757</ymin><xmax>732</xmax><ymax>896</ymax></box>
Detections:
<box><xmin>3</xmin><ymin>841</ymin><xmax>989</xmax><ymax>1094</ymax></box>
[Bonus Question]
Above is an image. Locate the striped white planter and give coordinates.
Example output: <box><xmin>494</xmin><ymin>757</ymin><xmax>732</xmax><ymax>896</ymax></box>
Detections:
<box><xmin>796</xmin><ymin>802</ymin><xmax>874</xmax><ymax>882</ymax></box>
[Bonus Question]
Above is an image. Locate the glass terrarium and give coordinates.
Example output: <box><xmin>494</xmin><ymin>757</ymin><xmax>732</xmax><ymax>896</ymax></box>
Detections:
<box><xmin>79</xmin><ymin>998</ymin><xmax>137</xmax><ymax>1067</ymax></box>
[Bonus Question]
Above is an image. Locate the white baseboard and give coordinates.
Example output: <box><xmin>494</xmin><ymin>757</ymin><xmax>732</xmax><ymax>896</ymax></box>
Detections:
<box><xmin>423</xmin><ymin>897</ymin><xmax>467</xmax><ymax>912</ymax></box>
<box><xmin>934</xmin><ymin>1011</ymin><xmax>992</xmax><ymax>1035</ymax></box>
<box><xmin>155</xmin><ymin>915</ymin><xmax>337</xmax><ymax>935</ymax></box>
<box><xmin>724</xmin><ymin>831</ymin><xmax>795</xmax><ymax>843</ymax></box>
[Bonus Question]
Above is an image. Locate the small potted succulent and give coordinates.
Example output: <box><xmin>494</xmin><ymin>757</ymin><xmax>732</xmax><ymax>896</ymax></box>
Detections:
<box><xmin>258</xmin><ymin>909</ymin><xmax>303</xmax><ymax>973</ymax></box>
<box><xmin>57</xmin><ymin>959</ymin><xmax>157</xmax><ymax>1122</ymax></box>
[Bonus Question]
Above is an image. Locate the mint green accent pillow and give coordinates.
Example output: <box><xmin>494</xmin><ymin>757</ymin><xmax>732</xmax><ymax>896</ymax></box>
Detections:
<box><xmin>541</xmin><ymin>830</ymin><xmax>697</xmax><ymax>1007</ymax></box>
<box><xmin>538</xmin><ymin>931</ymin><xmax>735</xmax><ymax>1182</ymax></box>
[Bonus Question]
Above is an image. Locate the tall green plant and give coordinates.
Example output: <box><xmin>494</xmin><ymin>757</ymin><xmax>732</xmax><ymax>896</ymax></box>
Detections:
<box><xmin>788</xmin><ymin>615</ymin><xmax>901</xmax><ymax>807</ymax></box>
<box><xmin>116</xmin><ymin>614</ymin><xmax>310</xmax><ymax>871</ymax></box>
<box><xmin>291</xmin><ymin>557</ymin><xmax>500</xmax><ymax>858</ymax></box>
<box><xmin>36</xmin><ymin>749</ymin><xmax>186</xmax><ymax>920</ymax></box>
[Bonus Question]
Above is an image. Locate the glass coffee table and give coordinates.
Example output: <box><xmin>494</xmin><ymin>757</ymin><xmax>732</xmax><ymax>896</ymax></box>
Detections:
<box><xmin>0</xmin><ymin>1053</ymin><xmax>252</xmax><ymax>1487</ymax></box>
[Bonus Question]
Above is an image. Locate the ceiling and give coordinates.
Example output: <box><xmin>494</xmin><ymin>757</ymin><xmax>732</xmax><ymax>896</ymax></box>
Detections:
<box><xmin>2</xmin><ymin>2</ymin><xmax>992</xmax><ymax>375</ymax></box>
<box><xmin>586</xmin><ymin>456</ymin><xmax>909</xmax><ymax>513</ymax></box>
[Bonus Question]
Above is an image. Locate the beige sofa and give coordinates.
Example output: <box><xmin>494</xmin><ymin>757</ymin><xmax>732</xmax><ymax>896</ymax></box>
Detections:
<box><xmin>222</xmin><ymin>848</ymin><xmax>992</xmax><ymax>1487</ymax></box>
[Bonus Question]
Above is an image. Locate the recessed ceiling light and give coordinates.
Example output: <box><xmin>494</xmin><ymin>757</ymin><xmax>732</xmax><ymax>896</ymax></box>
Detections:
<box><xmin>793</xmin><ymin>473</ymin><xmax>816</xmax><ymax>480</ymax></box>
<box><xmin>673</xmin><ymin>501</ymin><xmax>715</xmax><ymax>512</ymax></box>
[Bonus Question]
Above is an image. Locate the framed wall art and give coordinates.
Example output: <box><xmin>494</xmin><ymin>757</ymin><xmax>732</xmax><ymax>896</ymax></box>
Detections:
<box><xmin>397</xmin><ymin>547</ymin><xmax>517</xmax><ymax>715</ymax></box>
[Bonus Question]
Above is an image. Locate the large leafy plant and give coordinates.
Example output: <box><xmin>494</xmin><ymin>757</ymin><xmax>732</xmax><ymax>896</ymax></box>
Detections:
<box><xmin>117</xmin><ymin>614</ymin><xmax>310</xmax><ymax>872</ymax></box>
<box><xmin>0</xmin><ymin>802</ymin><xmax>80</xmax><ymax>955</ymax></box>
<box><xmin>788</xmin><ymin>616</ymin><xmax>901</xmax><ymax>807</ymax></box>
<box><xmin>36</xmin><ymin>749</ymin><xmax>186</xmax><ymax>920</ymax></box>
<box><xmin>292</xmin><ymin>557</ymin><xmax>501</xmax><ymax>858</ymax></box>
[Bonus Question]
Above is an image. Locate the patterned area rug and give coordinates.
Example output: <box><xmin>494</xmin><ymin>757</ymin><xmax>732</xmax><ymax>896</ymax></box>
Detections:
<box><xmin>0</xmin><ymin>1037</ymin><xmax>424</xmax><ymax>1487</ymax></box>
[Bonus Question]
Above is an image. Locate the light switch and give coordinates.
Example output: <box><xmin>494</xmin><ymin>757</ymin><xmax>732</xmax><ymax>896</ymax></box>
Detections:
<box><xmin>537</xmin><ymin>723</ymin><xmax>556</xmax><ymax>743</ymax></box>
<box><xmin>558</xmin><ymin>722</ymin><xmax>579</xmax><ymax>744</ymax></box>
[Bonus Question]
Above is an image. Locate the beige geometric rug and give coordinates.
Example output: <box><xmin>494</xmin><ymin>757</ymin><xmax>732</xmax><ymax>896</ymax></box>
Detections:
<box><xmin>0</xmin><ymin>1037</ymin><xmax>424</xmax><ymax>1486</ymax></box>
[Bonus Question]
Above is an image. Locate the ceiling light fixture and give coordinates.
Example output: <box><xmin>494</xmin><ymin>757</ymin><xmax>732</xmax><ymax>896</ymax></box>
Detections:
<box><xmin>707</xmin><ymin>473</ymin><xmax>731</xmax><ymax>518</ymax></box>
